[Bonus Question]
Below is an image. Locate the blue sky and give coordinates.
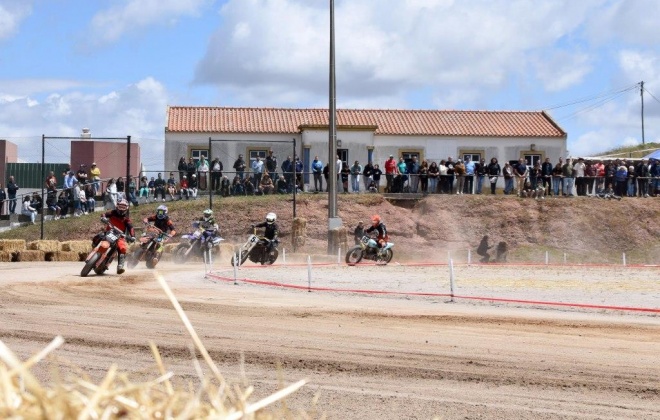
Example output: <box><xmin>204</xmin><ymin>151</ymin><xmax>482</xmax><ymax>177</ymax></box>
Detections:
<box><xmin>1</xmin><ymin>0</ymin><xmax>660</xmax><ymax>170</ymax></box>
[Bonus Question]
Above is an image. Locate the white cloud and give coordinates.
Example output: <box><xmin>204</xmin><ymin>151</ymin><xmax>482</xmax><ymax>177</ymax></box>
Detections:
<box><xmin>0</xmin><ymin>77</ymin><xmax>168</xmax><ymax>165</ymax></box>
<box><xmin>86</xmin><ymin>0</ymin><xmax>213</xmax><ymax>46</ymax></box>
<box><xmin>534</xmin><ymin>51</ymin><xmax>593</xmax><ymax>92</ymax></box>
<box><xmin>586</xmin><ymin>0</ymin><xmax>660</xmax><ymax>47</ymax></box>
<box><xmin>0</xmin><ymin>1</ymin><xmax>32</xmax><ymax>40</ymax></box>
<box><xmin>194</xmin><ymin>0</ymin><xmax>603</xmax><ymax>107</ymax></box>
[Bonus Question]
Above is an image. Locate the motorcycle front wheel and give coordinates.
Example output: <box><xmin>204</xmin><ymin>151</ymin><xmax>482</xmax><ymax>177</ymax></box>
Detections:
<box><xmin>81</xmin><ymin>253</ymin><xmax>100</xmax><ymax>277</ymax></box>
<box><xmin>262</xmin><ymin>248</ymin><xmax>279</xmax><ymax>265</ymax></box>
<box><xmin>382</xmin><ymin>248</ymin><xmax>394</xmax><ymax>263</ymax></box>
<box><xmin>345</xmin><ymin>246</ymin><xmax>364</xmax><ymax>265</ymax></box>
<box><xmin>173</xmin><ymin>244</ymin><xmax>190</xmax><ymax>264</ymax></box>
<box><xmin>229</xmin><ymin>249</ymin><xmax>250</xmax><ymax>266</ymax></box>
<box><xmin>145</xmin><ymin>251</ymin><xmax>159</xmax><ymax>269</ymax></box>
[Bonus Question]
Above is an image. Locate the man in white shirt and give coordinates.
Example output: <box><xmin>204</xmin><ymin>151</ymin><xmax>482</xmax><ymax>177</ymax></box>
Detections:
<box><xmin>252</xmin><ymin>156</ymin><xmax>264</xmax><ymax>187</ymax></box>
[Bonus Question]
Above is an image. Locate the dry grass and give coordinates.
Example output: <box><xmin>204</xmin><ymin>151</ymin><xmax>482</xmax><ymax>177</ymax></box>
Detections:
<box><xmin>0</xmin><ymin>239</ymin><xmax>26</xmax><ymax>252</ymax></box>
<box><xmin>0</xmin><ymin>272</ymin><xmax>310</xmax><ymax>419</ymax></box>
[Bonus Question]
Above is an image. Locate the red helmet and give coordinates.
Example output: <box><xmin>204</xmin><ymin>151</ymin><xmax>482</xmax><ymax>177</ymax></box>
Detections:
<box><xmin>371</xmin><ymin>214</ymin><xmax>381</xmax><ymax>224</ymax></box>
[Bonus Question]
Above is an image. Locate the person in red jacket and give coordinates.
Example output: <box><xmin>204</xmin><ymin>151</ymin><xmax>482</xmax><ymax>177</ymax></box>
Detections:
<box><xmin>384</xmin><ymin>155</ymin><xmax>398</xmax><ymax>192</ymax></box>
<box><xmin>100</xmin><ymin>199</ymin><xmax>135</xmax><ymax>274</ymax></box>
<box><xmin>365</xmin><ymin>214</ymin><xmax>389</xmax><ymax>255</ymax></box>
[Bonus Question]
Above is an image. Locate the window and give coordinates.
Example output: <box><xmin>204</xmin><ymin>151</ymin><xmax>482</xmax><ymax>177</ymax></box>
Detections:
<box><xmin>189</xmin><ymin>148</ymin><xmax>209</xmax><ymax>164</ymax></box>
<box><xmin>337</xmin><ymin>149</ymin><xmax>349</xmax><ymax>167</ymax></box>
<box><xmin>459</xmin><ymin>149</ymin><xmax>484</xmax><ymax>164</ymax></box>
<box><xmin>248</xmin><ymin>149</ymin><xmax>268</xmax><ymax>167</ymax></box>
<box><xmin>523</xmin><ymin>154</ymin><xmax>542</xmax><ymax>167</ymax></box>
<box><xmin>400</xmin><ymin>150</ymin><xmax>422</xmax><ymax>165</ymax></box>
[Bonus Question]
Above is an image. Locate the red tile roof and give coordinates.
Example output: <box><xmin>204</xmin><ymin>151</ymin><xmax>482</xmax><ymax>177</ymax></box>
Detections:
<box><xmin>166</xmin><ymin>106</ymin><xmax>566</xmax><ymax>138</ymax></box>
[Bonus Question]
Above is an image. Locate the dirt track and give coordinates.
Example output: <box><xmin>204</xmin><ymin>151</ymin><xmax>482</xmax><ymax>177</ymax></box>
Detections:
<box><xmin>1</xmin><ymin>261</ymin><xmax>659</xmax><ymax>419</ymax></box>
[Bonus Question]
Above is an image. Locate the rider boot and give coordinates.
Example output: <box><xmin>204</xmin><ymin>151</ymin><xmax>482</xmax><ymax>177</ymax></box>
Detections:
<box><xmin>117</xmin><ymin>254</ymin><xmax>126</xmax><ymax>274</ymax></box>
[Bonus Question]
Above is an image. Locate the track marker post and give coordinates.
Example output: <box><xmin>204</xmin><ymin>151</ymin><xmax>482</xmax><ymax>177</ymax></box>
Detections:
<box><xmin>282</xmin><ymin>248</ymin><xmax>286</xmax><ymax>266</ymax></box>
<box><xmin>563</xmin><ymin>253</ymin><xmax>567</xmax><ymax>264</ymax></box>
<box><xmin>307</xmin><ymin>255</ymin><xmax>312</xmax><ymax>292</ymax></box>
<box><xmin>337</xmin><ymin>247</ymin><xmax>341</xmax><ymax>266</ymax></box>
<box><xmin>545</xmin><ymin>251</ymin><xmax>549</xmax><ymax>265</ymax></box>
<box><xmin>449</xmin><ymin>258</ymin><xmax>455</xmax><ymax>303</ymax></box>
<box><xmin>622</xmin><ymin>253</ymin><xmax>626</xmax><ymax>266</ymax></box>
<box><xmin>233</xmin><ymin>252</ymin><xmax>238</xmax><ymax>285</ymax></box>
<box><xmin>467</xmin><ymin>249</ymin><xmax>471</xmax><ymax>266</ymax></box>
<box><xmin>203</xmin><ymin>250</ymin><xmax>208</xmax><ymax>277</ymax></box>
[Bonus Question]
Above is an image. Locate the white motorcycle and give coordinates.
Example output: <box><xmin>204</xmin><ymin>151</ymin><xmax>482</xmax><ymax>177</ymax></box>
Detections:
<box><xmin>345</xmin><ymin>235</ymin><xmax>394</xmax><ymax>265</ymax></box>
<box><xmin>230</xmin><ymin>227</ymin><xmax>279</xmax><ymax>266</ymax></box>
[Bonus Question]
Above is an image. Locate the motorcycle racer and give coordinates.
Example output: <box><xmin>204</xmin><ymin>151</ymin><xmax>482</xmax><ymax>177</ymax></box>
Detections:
<box><xmin>365</xmin><ymin>214</ymin><xmax>388</xmax><ymax>255</ymax></box>
<box><xmin>142</xmin><ymin>204</ymin><xmax>176</xmax><ymax>263</ymax></box>
<box><xmin>197</xmin><ymin>208</ymin><xmax>219</xmax><ymax>243</ymax></box>
<box><xmin>252</xmin><ymin>212</ymin><xmax>279</xmax><ymax>254</ymax></box>
<box><xmin>100</xmin><ymin>199</ymin><xmax>135</xmax><ymax>274</ymax></box>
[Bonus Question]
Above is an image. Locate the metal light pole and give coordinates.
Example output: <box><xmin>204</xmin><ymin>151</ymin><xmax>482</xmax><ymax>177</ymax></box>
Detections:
<box><xmin>327</xmin><ymin>0</ymin><xmax>342</xmax><ymax>254</ymax></box>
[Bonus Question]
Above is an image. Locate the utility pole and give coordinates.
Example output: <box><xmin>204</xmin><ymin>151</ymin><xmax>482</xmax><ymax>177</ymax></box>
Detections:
<box><xmin>327</xmin><ymin>0</ymin><xmax>342</xmax><ymax>254</ymax></box>
<box><xmin>641</xmin><ymin>81</ymin><xmax>645</xmax><ymax>145</ymax></box>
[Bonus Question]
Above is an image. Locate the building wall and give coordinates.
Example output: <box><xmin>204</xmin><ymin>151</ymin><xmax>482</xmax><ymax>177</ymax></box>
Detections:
<box><xmin>0</xmin><ymin>140</ymin><xmax>19</xmax><ymax>185</ymax></box>
<box><xmin>71</xmin><ymin>140</ymin><xmax>141</xmax><ymax>180</ymax></box>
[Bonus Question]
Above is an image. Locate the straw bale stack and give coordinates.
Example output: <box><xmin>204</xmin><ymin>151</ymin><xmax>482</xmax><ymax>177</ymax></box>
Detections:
<box><xmin>52</xmin><ymin>251</ymin><xmax>80</xmax><ymax>262</ymax></box>
<box><xmin>0</xmin><ymin>250</ymin><xmax>12</xmax><ymax>262</ymax></box>
<box><xmin>0</xmin><ymin>239</ymin><xmax>26</xmax><ymax>252</ymax></box>
<box><xmin>27</xmin><ymin>240</ymin><xmax>60</xmax><ymax>253</ymax></box>
<box><xmin>16</xmin><ymin>250</ymin><xmax>45</xmax><ymax>262</ymax></box>
<box><xmin>60</xmin><ymin>240</ymin><xmax>92</xmax><ymax>253</ymax></box>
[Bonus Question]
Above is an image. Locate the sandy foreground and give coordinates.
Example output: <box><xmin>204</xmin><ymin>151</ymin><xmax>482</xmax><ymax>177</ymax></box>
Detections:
<box><xmin>1</xmin><ymin>260</ymin><xmax>659</xmax><ymax>419</ymax></box>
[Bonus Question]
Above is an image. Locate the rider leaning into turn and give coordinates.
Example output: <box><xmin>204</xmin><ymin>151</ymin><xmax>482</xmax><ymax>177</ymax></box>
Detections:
<box><xmin>100</xmin><ymin>198</ymin><xmax>135</xmax><ymax>274</ymax></box>
<box><xmin>143</xmin><ymin>204</ymin><xmax>176</xmax><ymax>258</ymax></box>
<box><xmin>197</xmin><ymin>209</ymin><xmax>219</xmax><ymax>243</ymax></box>
<box><xmin>252</xmin><ymin>212</ymin><xmax>279</xmax><ymax>254</ymax></box>
<box><xmin>366</xmin><ymin>214</ymin><xmax>388</xmax><ymax>255</ymax></box>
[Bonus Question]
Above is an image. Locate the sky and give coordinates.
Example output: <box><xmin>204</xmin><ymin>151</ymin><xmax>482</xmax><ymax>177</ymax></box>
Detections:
<box><xmin>1</xmin><ymin>0</ymin><xmax>660</xmax><ymax>170</ymax></box>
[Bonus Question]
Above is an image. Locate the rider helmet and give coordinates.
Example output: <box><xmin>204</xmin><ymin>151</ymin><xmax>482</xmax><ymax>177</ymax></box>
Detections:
<box><xmin>203</xmin><ymin>209</ymin><xmax>213</xmax><ymax>222</ymax></box>
<box><xmin>266</xmin><ymin>212</ymin><xmax>277</xmax><ymax>224</ymax></box>
<box><xmin>116</xmin><ymin>199</ymin><xmax>129</xmax><ymax>216</ymax></box>
<box><xmin>156</xmin><ymin>205</ymin><xmax>168</xmax><ymax>220</ymax></box>
<box><xmin>371</xmin><ymin>214</ymin><xmax>381</xmax><ymax>225</ymax></box>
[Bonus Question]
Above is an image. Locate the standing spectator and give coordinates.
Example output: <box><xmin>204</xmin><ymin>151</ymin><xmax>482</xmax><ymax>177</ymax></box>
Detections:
<box><xmin>311</xmin><ymin>155</ymin><xmax>324</xmax><ymax>192</ymax></box>
<box><xmin>186</xmin><ymin>157</ymin><xmax>196</xmax><ymax>181</ymax></box>
<box><xmin>211</xmin><ymin>157</ymin><xmax>223</xmax><ymax>191</ymax></box>
<box><xmin>594</xmin><ymin>159</ymin><xmax>605</xmax><ymax>193</ymax></box>
<box><xmin>514</xmin><ymin>158</ymin><xmax>528</xmax><ymax>196</ymax></box>
<box><xmin>350</xmin><ymin>160</ymin><xmax>362</xmax><ymax>193</ymax></box>
<box><xmin>475</xmin><ymin>158</ymin><xmax>487</xmax><ymax>194</ymax></box>
<box><xmin>615</xmin><ymin>163</ymin><xmax>628</xmax><ymax>198</ymax></box>
<box><xmin>252</xmin><ymin>156</ymin><xmax>264</xmax><ymax>187</ymax></box>
<box><xmin>454</xmin><ymin>159</ymin><xmax>466</xmax><ymax>195</ymax></box>
<box><xmin>0</xmin><ymin>183</ymin><xmax>6</xmax><ymax>215</ymax></box>
<box><xmin>541</xmin><ymin>157</ymin><xmax>553</xmax><ymax>196</ymax></box>
<box><xmin>362</xmin><ymin>161</ymin><xmax>374</xmax><ymax>191</ymax></box>
<box><xmin>463</xmin><ymin>156</ymin><xmax>475</xmax><ymax>194</ymax></box>
<box><xmin>177</xmin><ymin>157</ymin><xmax>187</xmax><ymax>182</ymax></box>
<box><xmin>63</xmin><ymin>170</ymin><xmax>77</xmax><ymax>199</ymax></box>
<box><xmin>45</xmin><ymin>171</ymin><xmax>57</xmax><ymax>192</ymax></box>
<box><xmin>340</xmin><ymin>162</ymin><xmax>350</xmax><ymax>193</ymax></box>
<box><xmin>154</xmin><ymin>173</ymin><xmax>166</xmax><ymax>201</ymax></box>
<box><xmin>189</xmin><ymin>174</ymin><xmax>198</xmax><ymax>199</ymax></box>
<box><xmin>76</xmin><ymin>164</ymin><xmax>88</xmax><ymax>185</ymax></box>
<box><xmin>372</xmin><ymin>164</ymin><xmax>383</xmax><ymax>192</ymax></box>
<box><xmin>585</xmin><ymin>160</ymin><xmax>597</xmax><ymax>196</ymax></box>
<box><xmin>407</xmin><ymin>156</ymin><xmax>420</xmax><ymax>193</ymax></box>
<box><xmin>294</xmin><ymin>156</ymin><xmax>304</xmax><ymax>191</ymax></box>
<box><xmin>233</xmin><ymin>154</ymin><xmax>246</xmax><ymax>180</ymax></box>
<box><xmin>353</xmin><ymin>221</ymin><xmax>365</xmax><ymax>244</ymax></box>
<box><xmin>281</xmin><ymin>155</ymin><xmax>293</xmax><ymax>189</ymax></box>
<box><xmin>627</xmin><ymin>165</ymin><xmax>636</xmax><ymax>197</ymax></box>
<box><xmin>7</xmin><ymin>176</ymin><xmax>19</xmax><ymax>214</ymax></box>
<box><xmin>179</xmin><ymin>175</ymin><xmax>190</xmax><ymax>200</ymax></box>
<box><xmin>127</xmin><ymin>176</ymin><xmax>139</xmax><ymax>206</ymax></box>
<box><xmin>197</xmin><ymin>155</ymin><xmax>209</xmax><ymax>190</ymax></box>
<box><xmin>552</xmin><ymin>162</ymin><xmax>564</xmax><ymax>197</ymax></box>
<box><xmin>503</xmin><ymin>162</ymin><xmax>514</xmax><ymax>195</ymax></box>
<box><xmin>21</xmin><ymin>195</ymin><xmax>37</xmax><ymax>224</ymax></box>
<box><xmin>419</xmin><ymin>160</ymin><xmax>429</xmax><ymax>194</ymax></box>
<box><xmin>46</xmin><ymin>190</ymin><xmax>61</xmax><ymax>220</ymax></box>
<box><xmin>167</xmin><ymin>173</ymin><xmax>177</xmax><ymax>200</ymax></box>
<box><xmin>336</xmin><ymin>155</ymin><xmax>343</xmax><ymax>193</ymax></box>
<box><xmin>89</xmin><ymin>162</ymin><xmax>101</xmax><ymax>196</ymax></box>
<box><xmin>530</xmin><ymin>161</ymin><xmax>541</xmax><ymax>189</ymax></box>
<box><xmin>562</xmin><ymin>158</ymin><xmax>575</xmax><ymax>196</ymax></box>
<box><xmin>573</xmin><ymin>158</ymin><xmax>587</xmax><ymax>196</ymax></box>
<box><xmin>438</xmin><ymin>160</ymin><xmax>448</xmax><ymax>193</ymax></box>
<box><xmin>116</xmin><ymin>177</ymin><xmax>125</xmax><ymax>200</ymax></box>
<box><xmin>105</xmin><ymin>178</ymin><xmax>118</xmax><ymax>210</ymax></box>
<box><xmin>487</xmin><ymin>158</ymin><xmax>501</xmax><ymax>195</ymax></box>
<box><xmin>636</xmin><ymin>159</ymin><xmax>650</xmax><ymax>198</ymax></box>
<box><xmin>445</xmin><ymin>157</ymin><xmax>455</xmax><ymax>194</ymax></box>
<box><xmin>384</xmin><ymin>155</ymin><xmax>397</xmax><ymax>192</ymax></box>
<box><xmin>428</xmin><ymin>162</ymin><xmax>440</xmax><ymax>193</ymax></box>
<box><xmin>650</xmin><ymin>159</ymin><xmax>660</xmax><ymax>196</ymax></box>
<box><xmin>397</xmin><ymin>157</ymin><xmax>408</xmax><ymax>183</ymax></box>
<box><xmin>265</xmin><ymin>150</ymin><xmax>278</xmax><ymax>181</ymax></box>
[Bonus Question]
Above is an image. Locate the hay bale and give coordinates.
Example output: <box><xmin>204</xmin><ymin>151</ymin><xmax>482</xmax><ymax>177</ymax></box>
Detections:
<box><xmin>0</xmin><ymin>239</ymin><xmax>26</xmax><ymax>252</ymax></box>
<box><xmin>60</xmin><ymin>240</ymin><xmax>92</xmax><ymax>253</ymax></box>
<box><xmin>52</xmin><ymin>251</ymin><xmax>80</xmax><ymax>262</ymax></box>
<box><xmin>28</xmin><ymin>240</ymin><xmax>60</xmax><ymax>253</ymax></box>
<box><xmin>0</xmin><ymin>251</ymin><xmax>11</xmax><ymax>262</ymax></box>
<box><xmin>16</xmin><ymin>250</ymin><xmax>45</xmax><ymax>262</ymax></box>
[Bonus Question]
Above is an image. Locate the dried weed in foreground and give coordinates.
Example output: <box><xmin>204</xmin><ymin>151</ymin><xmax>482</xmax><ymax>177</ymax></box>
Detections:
<box><xmin>0</xmin><ymin>272</ymin><xmax>310</xmax><ymax>419</ymax></box>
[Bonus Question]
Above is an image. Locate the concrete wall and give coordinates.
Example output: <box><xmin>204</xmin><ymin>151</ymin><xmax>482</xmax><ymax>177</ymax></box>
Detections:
<box><xmin>71</xmin><ymin>140</ymin><xmax>141</xmax><ymax>180</ymax></box>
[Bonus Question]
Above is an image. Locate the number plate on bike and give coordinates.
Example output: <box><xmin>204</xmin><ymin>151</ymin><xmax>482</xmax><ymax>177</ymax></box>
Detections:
<box><xmin>106</xmin><ymin>232</ymin><xmax>118</xmax><ymax>241</ymax></box>
<box><xmin>361</xmin><ymin>236</ymin><xmax>370</xmax><ymax>244</ymax></box>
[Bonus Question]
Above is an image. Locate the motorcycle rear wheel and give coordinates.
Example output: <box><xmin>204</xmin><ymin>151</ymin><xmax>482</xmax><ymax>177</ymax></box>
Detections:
<box><xmin>262</xmin><ymin>248</ymin><xmax>279</xmax><ymax>265</ymax></box>
<box><xmin>81</xmin><ymin>253</ymin><xmax>100</xmax><ymax>277</ymax></box>
<box><xmin>146</xmin><ymin>251</ymin><xmax>159</xmax><ymax>269</ymax></box>
<box><xmin>345</xmin><ymin>246</ymin><xmax>364</xmax><ymax>265</ymax></box>
<box><xmin>127</xmin><ymin>248</ymin><xmax>144</xmax><ymax>269</ymax></box>
<box><xmin>173</xmin><ymin>244</ymin><xmax>190</xmax><ymax>264</ymax></box>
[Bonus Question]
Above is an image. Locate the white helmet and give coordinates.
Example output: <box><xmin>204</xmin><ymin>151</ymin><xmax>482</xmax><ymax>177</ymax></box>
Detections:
<box><xmin>203</xmin><ymin>209</ymin><xmax>213</xmax><ymax>221</ymax></box>
<box><xmin>266</xmin><ymin>212</ymin><xmax>277</xmax><ymax>224</ymax></box>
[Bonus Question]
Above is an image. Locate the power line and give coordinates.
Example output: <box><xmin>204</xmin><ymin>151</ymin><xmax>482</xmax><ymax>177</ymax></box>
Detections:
<box><xmin>542</xmin><ymin>83</ymin><xmax>639</xmax><ymax>111</ymax></box>
<box><xmin>643</xmin><ymin>87</ymin><xmax>660</xmax><ymax>105</ymax></box>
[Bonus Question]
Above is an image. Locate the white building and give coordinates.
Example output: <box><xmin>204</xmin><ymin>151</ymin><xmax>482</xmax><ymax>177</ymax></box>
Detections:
<box><xmin>165</xmin><ymin>106</ymin><xmax>566</xmax><ymax>185</ymax></box>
